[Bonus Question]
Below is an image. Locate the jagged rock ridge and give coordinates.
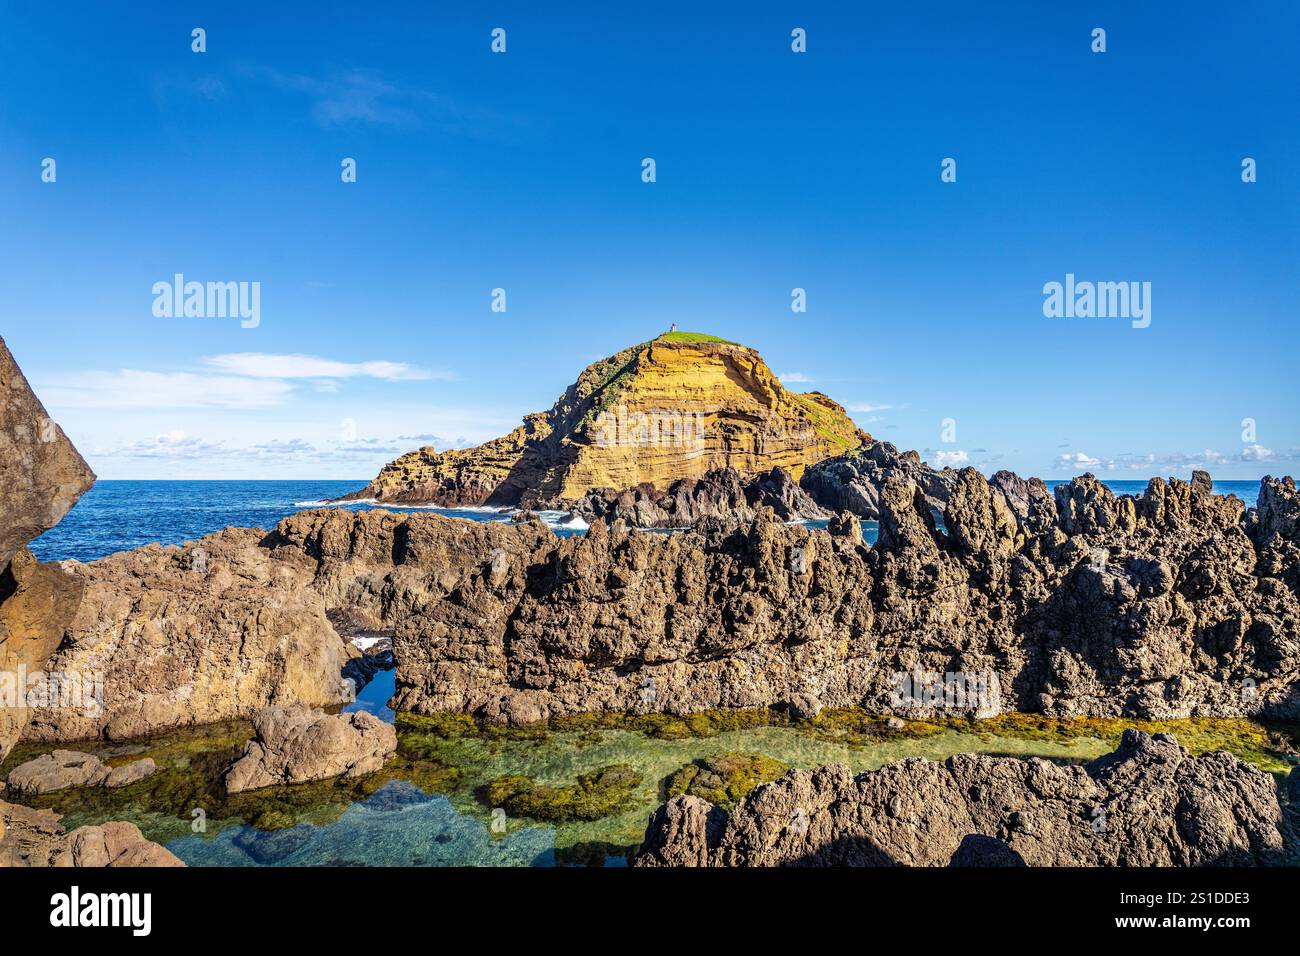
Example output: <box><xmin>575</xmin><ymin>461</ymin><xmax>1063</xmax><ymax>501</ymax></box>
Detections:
<box><xmin>28</xmin><ymin>466</ymin><xmax>1300</xmax><ymax>744</ymax></box>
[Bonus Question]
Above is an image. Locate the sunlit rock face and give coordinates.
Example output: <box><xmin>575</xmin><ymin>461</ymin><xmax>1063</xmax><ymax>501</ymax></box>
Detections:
<box><xmin>0</xmin><ymin>336</ymin><xmax>95</xmax><ymax>761</ymax></box>
<box><xmin>342</xmin><ymin>334</ymin><xmax>867</xmax><ymax>509</ymax></box>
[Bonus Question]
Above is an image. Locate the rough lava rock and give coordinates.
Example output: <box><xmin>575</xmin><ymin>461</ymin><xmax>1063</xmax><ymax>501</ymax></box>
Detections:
<box><xmin>222</xmin><ymin>704</ymin><xmax>397</xmax><ymax>794</ymax></box>
<box><xmin>633</xmin><ymin>730</ymin><xmax>1296</xmax><ymax>867</ymax></box>
<box><xmin>800</xmin><ymin>441</ymin><xmax>957</xmax><ymax>520</ymax></box>
<box><xmin>569</xmin><ymin>466</ymin><xmax>828</xmax><ymax>528</ymax></box>
<box><xmin>20</xmin><ymin>465</ymin><xmax>1300</xmax><ymax>739</ymax></box>
<box><xmin>23</xmin><ymin>527</ymin><xmax>359</xmax><ymax>743</ymax></box>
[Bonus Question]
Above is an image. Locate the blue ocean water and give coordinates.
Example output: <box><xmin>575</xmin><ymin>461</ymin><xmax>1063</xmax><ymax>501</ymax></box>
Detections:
<box><xmin>29</xmin><ymin>478</ymin><xmax>1266</xmax><ymax>564</ymax></box>
<box><xmin>28</xmin><ymin>480</ymin><xmax>571</xmax><ymax>563</ymax></box>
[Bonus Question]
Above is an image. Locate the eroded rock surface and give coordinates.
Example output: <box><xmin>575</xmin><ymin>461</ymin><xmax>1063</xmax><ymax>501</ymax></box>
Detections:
<box><xmin>570</xmin><ymin>466</ymin><xmax>828</xmax><ymax>529</ymax></box>
<box><xmin>223</xmin><ymin>704</ymin><xmax>396</xmax><ymax>794</ymax></box>
<box><xmin>0</xmin><ymin>336</ymin><xmax>95</xmax><ymax>760</ymax></box>
<box><xmin>23</xmin><ymin>527</ymin><xmax>357</xmax><ymax>743</ymax></box>
<box><xmin>801</xmin><ymin>441</ymin><xmax>958</xmax><ymax>520</ymax></box>
<box><xmin>388</xmin><ymin>468</ymin><xmax>1300</xmax><ymax>723</ymax></box>
<box><xmin>0</xmin><ymin>799</ymin><xmax>181</xmax><ymax>867</ymax></box>
<box><xmin>633</xmin><ymin>730</ymin><xmax>1296</xmax><ymax>867</ymax></box>
<box><xmin>6</xmin><ymin>749</ymin><xmax>156</xmax><ymax>794</ymax></box>
<box><xmin>0</xmin><ymin>336</ymin><xmax>95</xmax><ymax>572</ymax></box>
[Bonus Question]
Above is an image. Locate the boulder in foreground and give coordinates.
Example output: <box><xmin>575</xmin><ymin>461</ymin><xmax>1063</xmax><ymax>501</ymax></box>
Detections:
<box><xmin>0</xmin><ymin>799</ymin><xmax>182</xmax><ymax>867</ymax></box>
<box><xmin>5</xmin><ymin>750</ymin><xmax>156</xmax><ymax>795</ymax></box>
<box><xmin>223</xmin><ymin>704</ymin><xmax>397</xmax><ymax>794</ymax></box>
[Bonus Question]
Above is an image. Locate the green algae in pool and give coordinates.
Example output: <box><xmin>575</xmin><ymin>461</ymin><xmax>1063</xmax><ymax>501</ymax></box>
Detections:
<box><xmin>3</xmin><ymin>714</ymin><xmax>1295</xmax><ymax>867</ymax></box>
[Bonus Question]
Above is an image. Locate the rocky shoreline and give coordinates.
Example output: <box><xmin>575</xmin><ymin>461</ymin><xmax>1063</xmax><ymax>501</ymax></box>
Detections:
<box><xmin>4</xmin><ymin>331</ymin><xmax>1300</xmax><ymax>868</ymax></box>
<box><xmin>18</xmin><ymin>466</ymin><xmax>1300</xmax><ymax>747</ymax></box>
<box><xmin>634</xmin><ymin>729</ymin><xmax>1300</xmax><ymax>867</ymax></box>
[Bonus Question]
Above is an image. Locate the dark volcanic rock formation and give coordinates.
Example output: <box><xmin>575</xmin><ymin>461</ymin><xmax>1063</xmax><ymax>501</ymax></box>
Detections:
<box><xmin>632</xmin><ymin>730</ymin><xmax>1298</xmax><ymax>867</ymax></box>
<box><xmin>386</xmin><ymin>467</ymin><xmax>1300</xmax><ymax>723</ymax></box>
<box><xmin>24</xmin><ymin>466</ymin><xmax>1300</xmax><ymax>740</ymax></box>
<box><xmin>800</xmin><ymin>441</ymin><xmax>958</xmax><ymax>520</ymax></box>
<box><xmin>569</xmin><ymin>466</ymin><xmax>828</xmax><ymax>529</ymax></box>
<box><xmin>22</xmin><ymin>527</ymin><xmax>361</xmax><ymax>744</ymax></box>
<box><xmin>0</xmin><ymin>336</ymin><xmax>95</xmax><ymax>572</ymax></box>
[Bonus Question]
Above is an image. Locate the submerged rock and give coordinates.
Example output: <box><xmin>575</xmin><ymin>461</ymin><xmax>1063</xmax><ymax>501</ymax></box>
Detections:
<box><xmin>223</xmin><ymin>705</ymin><xmax>397</xmax><ymax>794</ymax></box>
<box><xmin>481</xmin><ymin>764</ymin><xmax>643</xmax><ymax>823</ymax></box>
<box><xmin>665</xmin><ymin>752</ymin><xmax>789</xmax><ymax>810</ymax></box>
<box><xmin>633</xmin><ymin>730</ymin><xmax>1295</xmax><ymax>867</ymax></box>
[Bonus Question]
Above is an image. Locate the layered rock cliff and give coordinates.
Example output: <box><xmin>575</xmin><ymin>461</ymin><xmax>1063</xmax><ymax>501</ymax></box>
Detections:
<box><xmin>0</xmin><ymin>336</ymin><xmax>95</xmax><ymax>761</ymax></box>
<box><xmin>633</xmin><ymin>729</ymin><xmax>1299</xmax><ymax>867</ymax></box>
<box><xmin>342</xmin><ymin>333</ymin><xmax>867</xmax><ymax>508</ymax></box>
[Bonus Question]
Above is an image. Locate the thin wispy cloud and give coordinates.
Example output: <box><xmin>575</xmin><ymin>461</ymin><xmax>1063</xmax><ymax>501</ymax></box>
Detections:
<box><xmin>38</xmin><ymin>371</ymin><xmax>295</xmax><ymax>410</ymax></box>
<box><xmin>38</xmin><ymin>353</ymin><xmax>446</xmax><ymax>412</ymax></box>
<box><xmin>236</xmin><ymin>64</ymin><xmax>542</xmax><ymax>140</ymax></box>
<box><xmin>1052</xmin><ymin>445</ymin><xmax>1291</xmax><ymax>475</ymax></box>
<box><xmin>778</xmin><ymin>372</ymin><xmax>813</xmax><ymax>383</ymax></box>
<box><xmin>847</xmin><ymin>402</ymin><xmax>895</xmax><ymax>413</ymax></box>
<box><xmin>94</xmin><ymin>430</ymin><xmax>478</xmax><ymax>465</ymax></box>
<box><xmin>203</xmin><ymin>353</ymin><xmax>442</xmax><ymax>382</ymax></box>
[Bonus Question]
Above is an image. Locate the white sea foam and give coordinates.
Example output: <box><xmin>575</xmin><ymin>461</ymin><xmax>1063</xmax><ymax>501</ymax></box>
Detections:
<box><xmin>293</xmin><ymin>498</ymin><xmax>592</xmax><ymax>533</ymax></box>
<box><xmin>550</xmin><ymin>513</ymin><xmax>589</xmax><ymax>531</ymax></box>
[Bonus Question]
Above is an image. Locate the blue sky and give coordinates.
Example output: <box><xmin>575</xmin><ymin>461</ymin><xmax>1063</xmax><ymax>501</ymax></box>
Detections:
<box><xmin>1</xmin><ymin>2</ymin><xmax>1296</xmax><ymax>481</ymax></box>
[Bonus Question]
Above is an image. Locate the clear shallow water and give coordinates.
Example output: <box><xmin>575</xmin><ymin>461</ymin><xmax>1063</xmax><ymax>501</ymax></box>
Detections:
<box><xmin>15</xmin><ymin>715</ymin><xmax>1287</xmax><ymax>868</ymax></box>
<box><xmin>344</xmin><ymin>669</ymin><xmax>396</xmax><ymax>723</ymax></box>
<box><xmin>30</xmin><ymin>478</ymin><xmax>1264</xmax><ymax>563</ymax></box>
<box><xmin>1</xmin><ymin>717</ymin><xmax>1129</xmax><ymax>867</ymax></box>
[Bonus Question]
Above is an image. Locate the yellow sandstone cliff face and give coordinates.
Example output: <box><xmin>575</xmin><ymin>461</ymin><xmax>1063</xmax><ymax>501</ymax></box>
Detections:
<box><xmin>346</xmin><ymin>333</ymin><xmax>867</xmax><ymax>508</ymax></box>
